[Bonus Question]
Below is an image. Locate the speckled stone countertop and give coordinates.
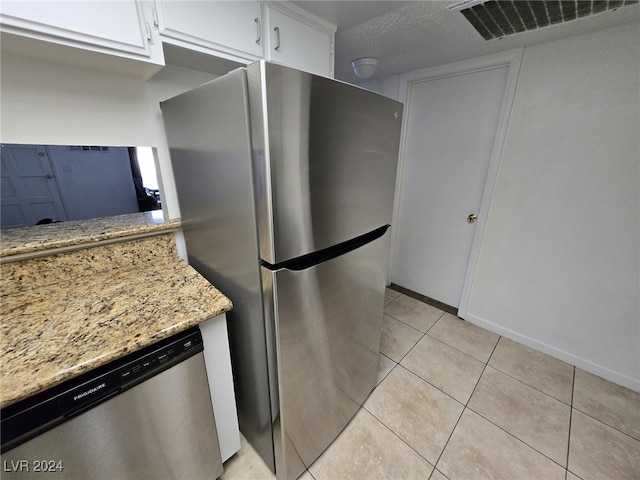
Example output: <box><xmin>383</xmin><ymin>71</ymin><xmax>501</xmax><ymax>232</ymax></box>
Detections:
<box><xmin>0</xmin><ymin>211</ymin><xmax>180</xmax><ymax>259</ymax></box>
<box><xmin>1</xmin><ymin>224</ymin><xmax>233</xmax><ymax>408</ymax></box>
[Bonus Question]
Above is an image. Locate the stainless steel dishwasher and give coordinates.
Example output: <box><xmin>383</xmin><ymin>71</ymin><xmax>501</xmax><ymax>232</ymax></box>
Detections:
<box><xmin>1</xmin><ymin>326</ymin><xmax>223</xmax><ymax>479</ymax></box>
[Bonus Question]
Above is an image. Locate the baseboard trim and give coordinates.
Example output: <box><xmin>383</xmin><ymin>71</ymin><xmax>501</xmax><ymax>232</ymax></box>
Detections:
<box><xmin>389</xmin><ymin>283</ymin><xmax>458</xmax><ymax>317</ymax></box>
<box><xmin>463</xmin><ymin>312</ymin><xmax>640</xmax><ymax>393</ymax></box>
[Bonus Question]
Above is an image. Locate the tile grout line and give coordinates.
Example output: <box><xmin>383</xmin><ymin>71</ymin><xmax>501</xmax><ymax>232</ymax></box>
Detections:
<box><xmin>374</xmin><ymin>309</ymin><xmax>465</xmax><ymax>476</ymax></box>
<box><xmin>470</xmin><ymin>364</ymin><xmax>575</xmax><ymax>469</ymax></box>
<box><xmin>387</xmin><ymin>314</ymin><xmax>499</xmax><ymax>413</ymax></box>
<box><xmin>384</xmin><ymin>290</ymin><xmax>638</xmax><ymax>478</ymax></box>
<box><xmin>391</xmin><ymin>298</ymin><xmax>583</xmax><ymax>408</ymax></box>
<box><xmin>383</xmin><ymin>290</ymin><xmax>402</xmax><ymax>308</ymax></box>
<box><xmin>396</xmin><ymin>361</ymin><xmax>470</xmax><ymax>413</ymax></box>
<box><xmin>387</xmin><ymin>296</ymin><xmax>575</xmax><ymax>470</ymax></box>
<box><xmin>361</xmin><ymin>403</ymin><xmax>439</xmax><ymax>474</ymax></box>
<box><xmin>565</xmin><ymin>367</ymin><xmax>576</xmax><ymax>480</ymax></box>
<box><xmin>386</xmin><ymin>309</ymin><xmax>486</xmax><ymax>370</ymax></box>
<box><xmin>382</xmin><ymin>306</ymin><xmax>446</xmax><ymax>366</ymax></box>
<box><xmin>486</xmin><ymin>361</ymin><xmax>573</xmax><ymax>406</ymax></box>
<box><xmin>358</xmin><ymin>329</ymin><xmax>450</xmax><ymax>476</ymax></box>
<box><xmin>375</xmin><ymin>357</ymin><xmax>397</xmax><ymax>388</ymax></box>
<box><xmin>427</xmin><ymin>466</ymin><xmax>450</xmax><ymax>480</ymax></box>
<box><xmin>384</xmin><ymin>311</ymin><xmax>428</xmax><ymax>334</ymax></box>
<box><xmin>386</xmin><ymin>295</ymin><xmax>492</xmax><ymax>364</ymax></box>
<box><xmin>465</xmin><ymin>355</ymin><xmax>572</xmax><ymax>469</ymax></box>
<box><xmin>423</xmin><ymin>328</ymin><xmax>493</xmax><ymax>364</ymax></box>
<box><xmin>465</xmin><ymin>406</ymin><xmax>571</xmax><ymax>471</ymax></box>
<box><xmin>390</xmin><ymin>312</ymin><xmax>446</xmax><ymax>381</ymax></box>
<box><xmin>385</xmin><ymin>290</ymin><xmax>448</xmax><ymax>331</ymax></box>
<box><xmin>385</xmin><ymin>328</ymin><xmax>635</xmax><ymax>474</ymax></box>
<box><xmin>384</xmin><ymin>308</ymin><xmax>445</xmax><ymax>336</ymax></box>
<box><xmin>383</xmin><ymin>292</ymin><xmax>637</xmax><ymax>475</ymax></box>
<box><xmin>429</xmin><ymin>334</ymin><xmax>502</xmax><ymax>473</ymax></box>
<box><xmin>429</xmin><ymin>404</ymin><xmax>466</xmax><ymax>475</ymax></box>
<box><xmin>464</xmin><ymin>370</ymin><xmax>570</xmax><ymax>469</ymax></box>
<box><xmin>364</xmin><ymin>334</ymin><xmax>465</xmax><ymax>480</ymax></box>
<box><xmin>570</xmin><ymin>406</ymin><xmax>640</xmax><ymax>442</ymax></box>
<box><xmin>393</xmin><ymin>293</ymin><xmax>577</xmax><ymax>406</ymax></box>
<box><xmin>464</xmin><ymin>338</ymin><xmax>572</xmax><ymax>472</ymax></box>
<box><xmin>571</xmin><ymin>368</ymin><xmax>640</xmax><ymax>441</ymax></box>
<box><xmin>307</xmin><ymin>341</ymin><xmax>415</xmax><ymax>480</ymax></box>
<box><xmin>465</xmin><ymin>333</ymin><xmax>501</xmax><ymax>407</ymax></box>
<box><xmin>394</xmin><ymin>329</ymin><xmax>428</xmax><ymax>364</ymax></box>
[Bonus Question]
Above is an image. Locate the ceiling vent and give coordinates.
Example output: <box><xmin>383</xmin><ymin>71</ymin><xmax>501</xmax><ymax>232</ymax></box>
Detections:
<box><xmin>451</xmin><ymin>0</ymin><xmax>639</xmax><ymax>40</ymax></box>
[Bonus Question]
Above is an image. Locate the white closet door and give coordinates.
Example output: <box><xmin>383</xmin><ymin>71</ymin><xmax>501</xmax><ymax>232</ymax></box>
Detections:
<box><xmin>1</xmin><ymin>144</ymin><xmax>68</xmax><ymax>228</ymax></box>
<box><xmin>392</xmin><ymin>65</ymin><xmax>509</xmax><ymax>308</ymax></box>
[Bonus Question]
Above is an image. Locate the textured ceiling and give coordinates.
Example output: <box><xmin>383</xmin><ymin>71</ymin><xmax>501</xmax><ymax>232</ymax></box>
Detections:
<box><xmin>293</xmin><ymin>1</ymin><xmax>640</xmax><ymax>83</ymax></box>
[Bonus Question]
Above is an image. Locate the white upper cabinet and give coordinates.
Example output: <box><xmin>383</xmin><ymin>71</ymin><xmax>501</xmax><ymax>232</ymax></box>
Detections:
<box><xmin>0</xmin><ymin>1</ymin><xmax>164</xmax><ymax>70</ymax></box>
<box><xmin>264</xmin><ymin>2</ymin><xmax>335</xmax><ymax>77</ymax></box>
<box><xmin>0</xmin><ymin>1</ymin><xmax>336</xmax><ymax>78</ymax></box>
<box><xmin>155</xmin><ymin>1</ymin><xmax>263</xmax><ymax>63</ymax></box>
<box><xmin>155</xmin><ymin>0</ymin><xmax>335</xmax><ymax>77</ymax></box>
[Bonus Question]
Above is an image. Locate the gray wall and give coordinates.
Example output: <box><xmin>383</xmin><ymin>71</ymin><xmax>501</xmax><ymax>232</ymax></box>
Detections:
<box><xmin>47</xmin><ymin>145</ymin><xmax>138</xmax><ymax>220</ymax></box>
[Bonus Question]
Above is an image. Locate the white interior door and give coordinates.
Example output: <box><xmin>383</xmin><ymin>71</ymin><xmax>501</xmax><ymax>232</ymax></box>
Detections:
<box><xmin>1</xmin><ymin>144</ymin><xmax>68</xmax><ymax>228</ymax></box>
<box><xmin>391</xmin><ymin>59</ymin><xmax>512</xmax><ymax>309</ymax></box>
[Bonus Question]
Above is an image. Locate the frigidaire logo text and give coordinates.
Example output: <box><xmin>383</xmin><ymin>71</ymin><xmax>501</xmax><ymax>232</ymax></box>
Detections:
<box><xmin>74</xmin><ymin>382</ymin><xmax>106</xmax><ymax>401</ymax></box>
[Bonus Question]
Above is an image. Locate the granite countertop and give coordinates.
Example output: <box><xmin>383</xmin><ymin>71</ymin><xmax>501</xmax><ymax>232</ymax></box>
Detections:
<box><xmin>0</xmin><ymin>211</ymin><xmax>180</xmax><ymax>259</ymax></box>
<box><xmin>0</xmin><ymin>216</ymin><xmax>233</xmax><ymax>409</ymax></box>
<box><xmin>1</xmin><ymin>255</ymin><xmax>232</xmax><ymax>408</ymax></box>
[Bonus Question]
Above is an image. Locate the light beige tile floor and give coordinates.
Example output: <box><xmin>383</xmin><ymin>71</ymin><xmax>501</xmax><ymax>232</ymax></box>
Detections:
<box><xmin>220</xmin><ymin>290</ymin><xmax>640</xmax><ymax>480</ymax></box>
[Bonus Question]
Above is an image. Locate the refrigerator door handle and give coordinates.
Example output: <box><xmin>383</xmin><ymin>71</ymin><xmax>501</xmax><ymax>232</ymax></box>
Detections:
<box><xmin>261</xmin><ymin>225</ymin><xmax>390</xmax><ymax>272</ymax></box>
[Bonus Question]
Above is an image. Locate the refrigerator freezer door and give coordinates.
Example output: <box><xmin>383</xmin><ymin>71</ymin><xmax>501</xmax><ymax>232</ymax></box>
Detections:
<box><xmin>247</xmin><ymin>61</ymin><xmax>404</xmax><ymax>265</ymax></box>
<box><xmin>160</xmin><ymin>69</ymin><xmax>276</xmax><ymax>471</ymax></box>
<box><xmin>262</xmin><ymin>230</ymin><xmax>391</xmax><ymax>479</ymax></box>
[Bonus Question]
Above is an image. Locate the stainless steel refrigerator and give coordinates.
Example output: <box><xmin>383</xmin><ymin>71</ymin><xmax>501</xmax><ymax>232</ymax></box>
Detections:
<box><xmin>161</xmin><ymin>61</ymin><xmax>403</xmax><ymax>480</ymax></box>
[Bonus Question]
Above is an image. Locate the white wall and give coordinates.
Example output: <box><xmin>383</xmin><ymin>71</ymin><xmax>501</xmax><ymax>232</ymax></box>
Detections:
<box><xmin>0</xmin><ymin>52</ymin><xmax>217</xmax><ymax>222</ymax></box>
<box><xmin>465</xmin><ymin>23</ymin><xmax>639</xmax><ymax>390</ymax></box>
<box><xmin>385</xmin><ymin>23</ymin><xmax>639</xmax><ymax>390</ymax></box>
<box><xmin>356</xmin><ymin>75</ymin><xmax>402</xmax><ymax>102</ymax></box>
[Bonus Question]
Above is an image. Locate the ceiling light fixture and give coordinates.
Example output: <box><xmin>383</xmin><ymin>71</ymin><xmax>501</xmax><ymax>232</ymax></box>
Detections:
<box><xmin>351</xmin><ymin>57</ymin><xmax>379</xmax><ymax>79</ymax></box>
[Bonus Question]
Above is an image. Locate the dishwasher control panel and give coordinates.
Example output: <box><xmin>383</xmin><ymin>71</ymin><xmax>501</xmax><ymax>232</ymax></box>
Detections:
<box><xmin>59</xmin><ymin>329</ymin><xmax>203</xmax><ymax>414</ymax></box>
<box><xmin>1</xmin><ymin>327</ymin><xmax>204</xmax><ymax>453</ymax></box>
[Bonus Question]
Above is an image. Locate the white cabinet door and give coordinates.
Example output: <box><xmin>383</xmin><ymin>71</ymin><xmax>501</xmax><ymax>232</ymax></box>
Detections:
<box><xmin>264</xmin><ymin>3</ymin><xmax>334</xmax><ymax>77</ymax></box>
<box><xmin>0</xmin><ymin>1</ymin><xmax>162</xmax><ymax>65</ymax></box>
<box><xmin>156</xmin><ymin>0</ymin><xmax>262</xmax><ymax>62</ymax></box>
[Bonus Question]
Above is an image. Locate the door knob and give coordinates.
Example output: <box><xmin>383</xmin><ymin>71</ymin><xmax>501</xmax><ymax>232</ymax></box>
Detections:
<box><xmin>467</xmin><ymin>213</ymin><xmax>477</xmax><ymax>223</ymax></box>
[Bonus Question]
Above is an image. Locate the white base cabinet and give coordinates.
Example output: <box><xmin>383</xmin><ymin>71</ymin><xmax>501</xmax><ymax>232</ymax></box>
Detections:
<box><xmin>199</xmin><ymin>313</ymin><xmax>241</xmax><ymax>463</ymax></box>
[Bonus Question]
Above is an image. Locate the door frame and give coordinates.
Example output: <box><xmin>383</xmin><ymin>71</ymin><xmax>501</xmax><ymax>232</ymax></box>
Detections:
<box><xmin>389</xmin><ymin>48</ymin><xmax>523</xmax><ymax>318</ymax></box>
